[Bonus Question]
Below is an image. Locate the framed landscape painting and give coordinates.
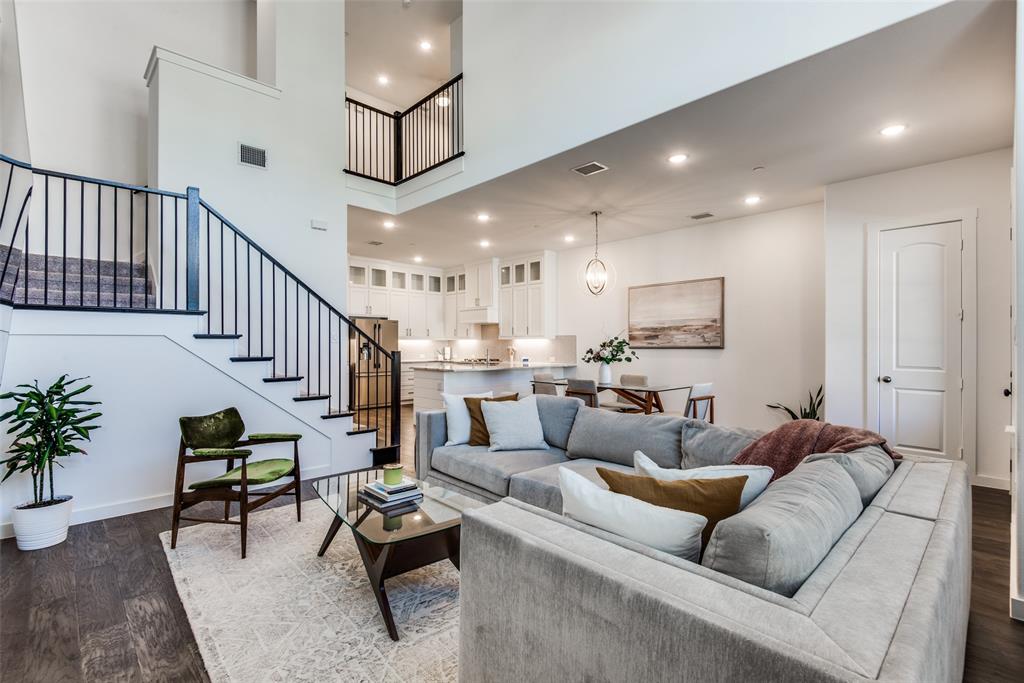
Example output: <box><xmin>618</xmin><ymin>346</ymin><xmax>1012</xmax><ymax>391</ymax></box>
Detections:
<box><xmin>628</xmin><ymin>277</ymin><xmax>724</xmax><ymax>348</ymax></box>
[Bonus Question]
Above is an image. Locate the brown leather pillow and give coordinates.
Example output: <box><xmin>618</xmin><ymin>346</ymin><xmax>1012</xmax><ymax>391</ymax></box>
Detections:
<box><xmin>596</xmin><ymin>468</ymin><xmax>747</xmax><ymax>548</ymax></box>
<box><xmin>464</xmin><ymin>394</ymin><xmax>519</xmax><ymax>446</ymax></box>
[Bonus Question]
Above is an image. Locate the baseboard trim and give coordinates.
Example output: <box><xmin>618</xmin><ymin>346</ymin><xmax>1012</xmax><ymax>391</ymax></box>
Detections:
<box><xmin>0</xmin><ymin>464</ymin><xmax>330</xmax><ymax>539</ymax></box>
<box><xmin>973</xmin><ymin>475</ymin><xmax>1011</xmax><ymax>491</ymax></box>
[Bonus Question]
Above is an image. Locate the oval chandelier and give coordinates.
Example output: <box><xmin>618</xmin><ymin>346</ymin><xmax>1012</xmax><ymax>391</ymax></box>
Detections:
<box><xmin>585</xmin><ymin>210</ymin><xmax>608</xmax><ymax>295</ymax></box>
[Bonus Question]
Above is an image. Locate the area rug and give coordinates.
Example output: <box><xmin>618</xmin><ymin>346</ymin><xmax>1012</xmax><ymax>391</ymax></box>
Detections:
<box><xmin>160</xmin><ymin>503</ymin><xmax>459</xmax><ymax>682</ymax></box>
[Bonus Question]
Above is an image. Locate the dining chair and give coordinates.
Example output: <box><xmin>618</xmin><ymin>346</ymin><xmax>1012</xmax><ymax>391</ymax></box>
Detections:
<box><xmin>533</xmin><ymin>372</ymin><xmax>559</xmax><ymax>396</ymax></box>
<box><xmin>565</xmin><ymin>378</ymin><xmax>599</xmax><ymax>407</ymax></box>
<box><xmin>685</xmin><ymin>382</ymin><xmax>715</xmax><ymax>423</ymax></box>
<box><xmin>170</xmin><ymin>407</ymin><xmax>303</xmax><ymax>559</ymax></box>
<box><xmin>600</xmin><ymin>373</ymin><xmax>648</xmax><ymax>412</ymax></box>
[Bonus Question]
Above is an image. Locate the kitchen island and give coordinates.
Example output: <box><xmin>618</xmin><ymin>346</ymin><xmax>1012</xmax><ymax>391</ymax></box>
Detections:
<box><xmin>411</xmin><ymin>362</ymin><xmax>577</xmax><ymax>416</ymax></box>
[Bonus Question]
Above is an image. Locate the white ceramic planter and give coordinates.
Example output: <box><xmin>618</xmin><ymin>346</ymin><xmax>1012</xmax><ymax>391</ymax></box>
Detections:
<box><xmin>599</xmin><ymin>363</ymin><xmax>613</xmax><ymax>385</ymax></box>
<box><xmin>12</xmin><ymin>496</ymin><xmax>73</xmax><ymax>551</ymax></box>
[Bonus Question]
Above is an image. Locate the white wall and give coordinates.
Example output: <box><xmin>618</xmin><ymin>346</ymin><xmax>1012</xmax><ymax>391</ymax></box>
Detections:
<box><xmin>0</xmin><ymin>0</ymin><xmax>30</xmax><ymax>160</ymax></box>
<box><xmin>12</xmin><ymin>0</ymin><xmax>254</xmax><ymax>183</ymax></box>
<box><xmin>557</xmin><ymin>203</ymin><xmax>825</xmax><ymax>430</ymax></box>
<box><xmin>389</xmin><ymin>0</ymin><xmax>944</xmax><ymax>212</ymax></box>
<box><xmin>824</xmin><ymin>148</ymin><xmax>1013</xmax><ymax>488</ymax></box>
<box><xmin>0</xmin><ymin>309</ymin><xmax>336</xmax><ymax>539</ymax></box>
<box><xmin>151</xmin><ymin>1</ymin><xmax>347</xmax><ymax>308</ymax></box>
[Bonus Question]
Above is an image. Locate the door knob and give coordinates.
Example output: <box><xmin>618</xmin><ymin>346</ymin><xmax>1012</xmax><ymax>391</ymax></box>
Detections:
<box><xmin>1004</xmin><ymin>387</ymin><xmax>1013</xmax><ymax>397</ymax></box>
<box><xmin>879</xmin><ymin>376</ymin><xmax>892</xmax><ymax>383</ymax></box>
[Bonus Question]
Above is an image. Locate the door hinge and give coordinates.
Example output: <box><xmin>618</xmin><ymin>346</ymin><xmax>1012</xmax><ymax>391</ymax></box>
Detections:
<box><xmin>959</xmin><ymin>309</ymin><xmax>964</xmax><ymax>321</ymax></box>
<box><xmin>960</xmin><ymin>447</ymin><xmax>964</xmax><ymax>459</ymax></box>
<box><xmin>960</xmin><ymin>377</ymin><xmax>965</xmax><ymax>390</ymax></box>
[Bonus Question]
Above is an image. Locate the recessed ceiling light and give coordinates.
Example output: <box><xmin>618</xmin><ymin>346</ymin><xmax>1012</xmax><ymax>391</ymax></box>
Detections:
<box><xmin>382</xmin><ymin>219</ymin><xmax>395</xmax><ymax>229</ymax></box>
<box><xmin>476</xmin><ymin>213</ymin><xmax>490</xmax><ymax>223</ymax></box>
<box><xmin>377</xmin><ymin>74</ymin><xmax>390</xmax><ymax>86</ymax></box>
<box><xmin>413</xmin><ymin>255</ymin><xmax>423</xmax><ymax>263</ymax></box>
<box><xmin>436</xmin><ymin>95</ymin><xmax>450</xmax><ymax>107</ymax></box>
<box><xmin>564</xmin><ymin>235</ymin><xmax>575</xmax><ymax>243</ymax></box>
<box><xmin>668</xmin><ymin>153</ymin><xmax>688</xmax><ymax>165</ymax></box>
<box><xmin>880</xmin><ymin>124</ymin><xmax>907</xmax><ymax>137</ymax></box>
<box><xmin>479</xmin><ymin>240</ymin><xmax>491</xmax><ymax>248</ymax></box>
<box><xmin>744</xmin><ymin>195</ymin><xmax>761</xmax><ymax>206</ymax></box>
<box><xmin>419</xmin><ymin>40</ymin><xmax>432</xmax><ymax>51</ymax></box>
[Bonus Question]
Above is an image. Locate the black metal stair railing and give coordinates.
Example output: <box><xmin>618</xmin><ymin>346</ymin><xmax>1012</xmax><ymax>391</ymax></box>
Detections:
<box><xmin>0</xmin><ymin>154</ymin><xmax>401</xmax><ymax>455</ymax></box>
<box><xmin>346</xmin><ymin>73</ymin><xmax>464</xmax><ymax>185</ymax></box>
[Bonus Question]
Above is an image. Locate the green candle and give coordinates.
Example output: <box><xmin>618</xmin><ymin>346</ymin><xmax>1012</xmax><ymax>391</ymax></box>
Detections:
<box><xmin>382</xmin><ymin>463</ymin><xmax>403</xmax><ymax>486</ymax></box>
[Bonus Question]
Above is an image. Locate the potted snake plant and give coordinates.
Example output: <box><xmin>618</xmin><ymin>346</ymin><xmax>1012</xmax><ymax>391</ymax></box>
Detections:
<box><xmin>0</xmin><ymin>375</ymin><xmax>102</xmax><ymax>550</ymax></box>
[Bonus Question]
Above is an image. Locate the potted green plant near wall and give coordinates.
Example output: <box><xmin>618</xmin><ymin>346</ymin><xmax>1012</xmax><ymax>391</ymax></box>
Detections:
<box><xmin>1</xmin><ymin>375</ymin><xmax>102</xmax><ymax>550</ymax></box>
<box><xmin>582</xmin><ymin>335</ymin><xmax>639</xmax><ymax>385</ymax></box>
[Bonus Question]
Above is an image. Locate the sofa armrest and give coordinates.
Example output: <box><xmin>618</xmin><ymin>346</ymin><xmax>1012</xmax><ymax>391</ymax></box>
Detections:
<box><xmin>460</xmin><ymin>500</ymin><xmax>875</xmax><ymax>682</ymax></box>
<box><xmin>415</xmin><ymin>410</ymin><xmax>447</xmax><ymax>479</ymax></box>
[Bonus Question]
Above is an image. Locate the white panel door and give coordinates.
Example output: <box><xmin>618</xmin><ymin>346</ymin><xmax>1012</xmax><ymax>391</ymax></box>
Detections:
<box><xmin>878</xmin><ymin>221</ymin><xmax>962</xmax><ymax>460</ymax></box>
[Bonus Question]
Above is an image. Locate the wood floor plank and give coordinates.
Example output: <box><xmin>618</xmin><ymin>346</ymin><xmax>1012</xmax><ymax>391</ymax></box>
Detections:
<box><xmin>26</xmin><ymin>594</ymin><xmax>82</xmax><ymax>683</ymax></box>
<box><xmin>123</xmin><ymin>589</ymin><xmax>208</xmax><ymax>682</ymax></box>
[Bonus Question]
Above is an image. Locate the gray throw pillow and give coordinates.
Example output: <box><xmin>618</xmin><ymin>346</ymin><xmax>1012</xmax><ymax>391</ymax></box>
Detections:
<box><xmin>566</xmin><ymin>407</ymin><xmax>684</xmax><ymax>468</ymax></box>
<box><xmin>680</xmin><ymin>419</ymin><xmax>762</xmax><ymax>468</ymax></box>
<box><xmin>535</xmin><ymin>395</ymin><xmax>584</xmax><ymax>450</ymax></box>
<box><xmin>804</xmin><ymin>446</ymin><xmax>895</xmax><ymax>506</ymax></box>
<box><xmin>482</xmin><ymin>395</ymin><xmax>549</xmax><ymax>451</ymax></box>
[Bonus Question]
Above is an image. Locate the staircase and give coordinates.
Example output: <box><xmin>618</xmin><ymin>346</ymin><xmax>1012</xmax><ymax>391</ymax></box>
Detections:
<box><xmin>0</xmin><ymin>154</ymin><xmax>401</xmax><ymax>470</ymax></box>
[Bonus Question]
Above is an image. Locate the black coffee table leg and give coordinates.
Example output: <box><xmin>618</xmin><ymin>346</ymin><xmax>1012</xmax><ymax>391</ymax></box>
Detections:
<box><xmin>317</xmin><ymin>515</ymin><xmax>344</xmax><ymax>557</ymax></box>
<box><xmin>352</xmin><ymin>529</ymin><xmax>399</xmax><ymax>641</ymax></box>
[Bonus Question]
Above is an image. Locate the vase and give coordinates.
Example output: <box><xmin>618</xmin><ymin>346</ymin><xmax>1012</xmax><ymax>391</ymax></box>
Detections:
<box><xmin>12</xmin><ymin>495</ymin><xmax>73</xmax><ymax>551</ymax></box>
<box><xmin>598</xmin><ymin>363</ymin><xmax>612</xmax><ymax>385</ymax></box>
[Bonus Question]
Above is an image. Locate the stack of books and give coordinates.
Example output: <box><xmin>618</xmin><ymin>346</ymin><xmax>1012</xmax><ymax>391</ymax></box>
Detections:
<box><xmin>359</xmin><ymin>477</ymin><xmax>423</xmax><ymax>517</ymax></box>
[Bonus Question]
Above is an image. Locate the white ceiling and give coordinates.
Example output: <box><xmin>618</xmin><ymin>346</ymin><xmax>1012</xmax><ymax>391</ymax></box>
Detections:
<box><xmin>346</xmin><ymin>0</ymin><xmax>461</xmax><ymax>109</ymax></box>
<box><xmin>348</xmin><ymin>0</ymin><xmax>1014</xmax><ymax>267</ymax></box>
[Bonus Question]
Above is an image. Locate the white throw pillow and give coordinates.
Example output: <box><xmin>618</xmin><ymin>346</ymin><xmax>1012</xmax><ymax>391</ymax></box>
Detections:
<box><xmin>481</xmin><ymin>395</ymin><xmax>548</xmax><ymax>451</ymax></box>
<box><xmin>442</xmin><ymin>391</ymin><xmax>493</xmax><ymax>446</ymax></box>
<box><xmin>633</xmin><ymin>450</ymin><xmax>772</xmax><ymax>509</ymax></box>
<box><xmin>559</xmin><ymin>467</ymin><xmax>706</xmax><ymax>561</ymax></box>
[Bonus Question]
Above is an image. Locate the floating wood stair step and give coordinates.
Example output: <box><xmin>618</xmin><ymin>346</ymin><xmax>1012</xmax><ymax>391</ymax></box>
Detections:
<box><xmin>194</xmin><ymin>333</ymin><xmax>243</xmax><ymax>340</ymax></box>
<box><xmin>321</xmin><ymin>411</ymin><xmax>355</xmax><ymax>420</ymax></box>
<box><xmin>347</xmin><ymin>427</ymin><xmax>379</xmax><ymax>436</ymax></box>
<box><xmin>293</xmin><ymin>394</ymin><xmax>330</xmax><ymax>402</ymax></box>
<box><xmin>370</xmin><ymin>444</ymin><xmax>400</xmax><ymax>466</ymax></box>
<box><xmin>263</xmin><ymin>376</ymin><xmax>303</xmax><ymax>383</ymax></box>
<box><xmin>230</xmin><ymin>356</ymin><xmax>274</xmax><ymax>362</ymax></box>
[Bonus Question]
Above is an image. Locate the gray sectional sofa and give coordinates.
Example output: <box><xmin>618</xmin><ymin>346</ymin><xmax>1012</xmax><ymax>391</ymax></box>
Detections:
<box><xmin>414</xmin><ymin>395</ymin><xmax>971</xmax><ymax>682</ymax></box>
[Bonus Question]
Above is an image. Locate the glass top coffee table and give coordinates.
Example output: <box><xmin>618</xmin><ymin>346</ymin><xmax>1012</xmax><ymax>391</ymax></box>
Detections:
<box><xmin>313</xmin><ymin>469</ymin><xmax>484</xmax><ymax>641</ymax></box>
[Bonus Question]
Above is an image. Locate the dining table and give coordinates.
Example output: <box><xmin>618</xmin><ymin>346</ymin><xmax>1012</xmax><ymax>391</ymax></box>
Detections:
<box><xmin>531</xmin><ymin>379</ymin><xmax>692</xmax><ymax>415</ymax></box>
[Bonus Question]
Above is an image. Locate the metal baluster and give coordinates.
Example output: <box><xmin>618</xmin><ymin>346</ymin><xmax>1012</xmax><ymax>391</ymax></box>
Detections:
<box><xmin>143</xmin><ymin>190</ymin><xmax>149</xmax><ymax>308</ymax></box>
<box><xmin>219</xmin><ymin>219</ymin><xmax>224</xmax><ymax>332</ymax></box>
<box><xmin>44</xmin><ymin>176</ymin><xmax>49</xmax><ymax>305</ymax></box>
<box><xmin>173</xmin><ymin>197</ymin><xmax>178</xmax><ymax>309</ymax></box>
<box><xmin>206</xmin><ymin>210</ymin><xmax>211</xmax><ymax>331</ymax></box>
<box><xmin>98</xmin><ymin>186</ymin><xmax>103</xmax><ymax>306</ymax></box>
<box><xmin>246</xmin><ymin>242</ymin><xmax>251</xmax><ymax>356</ymax></box>
<box><xmin>272</xmin><ymin>264</ymin><xmax>276</xmax><ymax>375</ymax></box>
<box><xmin>129</xmin><ymin>188</ymin><xmax>134</xmax><ymax>308</ymax></box>
<box><xmin>284</xmin><ymin>275</ymin><xmax>288</xmax><ymax>376</ymax></box>
<box><xmin>157</xmin><ymin>195</ymin><xmax>162</xmax><ymax>308</ymax></box>
<box><xmin>114</xmin><ymin>187</ymin><xmax>119</xmax><ymax>307</ymax></box>
<box><xmin>62</xmin><ymin>178</ymin><xmax>67</xmax><ymax>305</ymax></box>
<box><xmin>233</xmin><ymin>232</ymin><xmax>238</xmax><ymax>334</ymax></box>
<box><xmin>259</xmin><ymin>256</ymin><xmax>264</xmax><ymax>355</ymax></box>
<box><xmin>306</xmin><ymin>291</ymin><xmax>311</xmax><ymax>394</ymax></box>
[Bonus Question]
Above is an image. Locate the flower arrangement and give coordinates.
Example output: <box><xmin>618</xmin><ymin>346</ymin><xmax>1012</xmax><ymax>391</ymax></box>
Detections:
<box><xmin>582</xmin><ymin>336</ymin><xmax>638</xmax><ymax>365</ymax></box>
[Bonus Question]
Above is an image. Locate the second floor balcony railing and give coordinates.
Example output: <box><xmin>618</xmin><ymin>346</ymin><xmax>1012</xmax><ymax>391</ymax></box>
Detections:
<box><xmin>345</xmin><ymin>74</ymin><xmax>463</xmax><ymax>185</ymax></box>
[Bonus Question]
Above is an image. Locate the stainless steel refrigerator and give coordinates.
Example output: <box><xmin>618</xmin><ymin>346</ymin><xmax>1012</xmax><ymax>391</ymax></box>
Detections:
<box><xmin>349</xmin><ymin>317</ymin><xmax>399</xmax><ymax>410</ymax></box>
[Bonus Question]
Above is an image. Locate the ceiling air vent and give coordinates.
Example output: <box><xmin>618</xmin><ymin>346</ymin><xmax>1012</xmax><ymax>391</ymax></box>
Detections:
<box><xmin>571</xmin><ymin>161</ymin><xmax>608</xmax><ymax>177</ymax></box>
<box><xmin>238</xmin><ymin>143</ymin><xmax>267</xmax><ymax>169</ymax></box>
<box><xmin>690</xmin><ymin>212</ymin><xmax>714</xmax><ymax>220</ymax></box>
<box><xmin>366</xmin><ymin>240</ymin><xmax>384</xmax><ymax>246</ymax></box>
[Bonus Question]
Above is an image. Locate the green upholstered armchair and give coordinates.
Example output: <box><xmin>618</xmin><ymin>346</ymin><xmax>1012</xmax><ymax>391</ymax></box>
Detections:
<box><xmin>170</xmin><ymin>407</ymin><xmax>303</xmax><ymax>558</ymax></box>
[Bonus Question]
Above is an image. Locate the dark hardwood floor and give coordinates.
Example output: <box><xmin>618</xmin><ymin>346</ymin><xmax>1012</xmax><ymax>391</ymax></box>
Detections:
<box><xmin>2</xmin><ymin>419</ymin><xmax>1022</xmax><ymax>681</ymax></box>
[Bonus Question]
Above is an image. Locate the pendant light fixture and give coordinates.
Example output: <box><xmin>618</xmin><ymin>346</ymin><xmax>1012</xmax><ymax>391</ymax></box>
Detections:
<box><xmin>585</xmin><ymin>210</ymin><xmax>608</xmax><ymax>295</ymax></box>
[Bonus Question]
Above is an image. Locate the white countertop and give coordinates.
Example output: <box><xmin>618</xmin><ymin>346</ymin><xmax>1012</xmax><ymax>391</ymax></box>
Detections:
<box><xmin>405</xmin><ymin>361</ymin><xmax>577</xmax><ymax>373</ymax></box>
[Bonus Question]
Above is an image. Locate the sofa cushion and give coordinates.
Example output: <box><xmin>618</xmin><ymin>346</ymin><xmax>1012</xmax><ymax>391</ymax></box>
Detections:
<box><xmin>482</xmin><ymin>395</ymin><xmax>549</xmax><ymax>451</ymax></box>
<box><xmin>431</xmin><ymin>444</ymin><xmax>567</xmax><ymax>496</ymax></box>
<box><xmin>535</xmin><ymin>394</ymin><xmax>584</xmax><ymax>450</ymax></box>
<box><xmin>701</xmin><ymin>459</ymin><xmax>863</xmax><ymax>596</ymax></box>
<box><xmin>508</xmin><ymin>458</ymin><xmax>632</xmax><ymax>513</ymax></box>
<box><xmin>805</xmin><ymin>445</ymin><xmax>895</xmax><ymax>506</ymax></box>
<box><xmin>680</xmin><ymin>419</ymin><xmax>762</xmax><ymax>469</ymax></box>
<box><xmin>567</xmin><ymin>407</ymin><xmax>684</xmax><ymax>468</ymax></box>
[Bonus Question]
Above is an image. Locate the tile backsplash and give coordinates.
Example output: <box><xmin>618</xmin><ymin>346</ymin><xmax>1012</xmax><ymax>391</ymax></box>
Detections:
<box><xmin>399</xmin><ymin>326</ymin><xmax>577</xmax><ymax>364</ymax></box>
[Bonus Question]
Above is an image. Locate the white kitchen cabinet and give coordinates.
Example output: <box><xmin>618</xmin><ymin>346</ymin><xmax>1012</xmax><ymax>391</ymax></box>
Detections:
<box><xmin>349</xmin><ymin>286</ymin><xmax>369</xmax><ymax>316</ymax></box>
<box><xmin>463</xmin><ymin>258</ymin><xmax>498</xmax><ymax>308</ymax></box>
<box><xmin>498</xmin><ymin>250</ymin><xmax>557</xmax><ymax>338</ymax></box>
<box><xmin>426</xmin><ymin>294</ymin><xmax>444</xmax><ymax>339</ymax></box>
<box><xmin>367</xmin><ymin>289</ymin><xmax>389</xmax><ymax>317</ymax></box>
<box><xmin>408</xmin><ymin>293</ymin><xmax>427</xmax><ymax>338</ymax></box>
<box><xmin>389</xmin><ymin>291</ymin><xmax>408</xmax><ymax>333</ymax></box>
<box><xmin>444</xmin><ymin>292</ymin><xmax>458</xmax><ymax>338</ymax></box>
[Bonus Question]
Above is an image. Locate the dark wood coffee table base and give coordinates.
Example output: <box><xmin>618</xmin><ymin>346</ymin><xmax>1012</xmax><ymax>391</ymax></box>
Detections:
<box><xmin>317</xmin><ymin>516</ymin><xmax>461</xmax><ymax>641</ymax></box>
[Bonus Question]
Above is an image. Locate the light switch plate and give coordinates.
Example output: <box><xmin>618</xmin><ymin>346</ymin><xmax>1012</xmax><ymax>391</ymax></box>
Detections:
<box><xmin>311</xmin><ymin>219</ymin><xmax>328</xmax><ymax>232</ymax></box>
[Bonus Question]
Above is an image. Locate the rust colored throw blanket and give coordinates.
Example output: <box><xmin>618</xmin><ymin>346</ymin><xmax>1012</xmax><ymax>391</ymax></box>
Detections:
<box><xmin>732</xmin><ymin>419</ymin><xmax>900</xmax><ymax>481</ymax></box>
